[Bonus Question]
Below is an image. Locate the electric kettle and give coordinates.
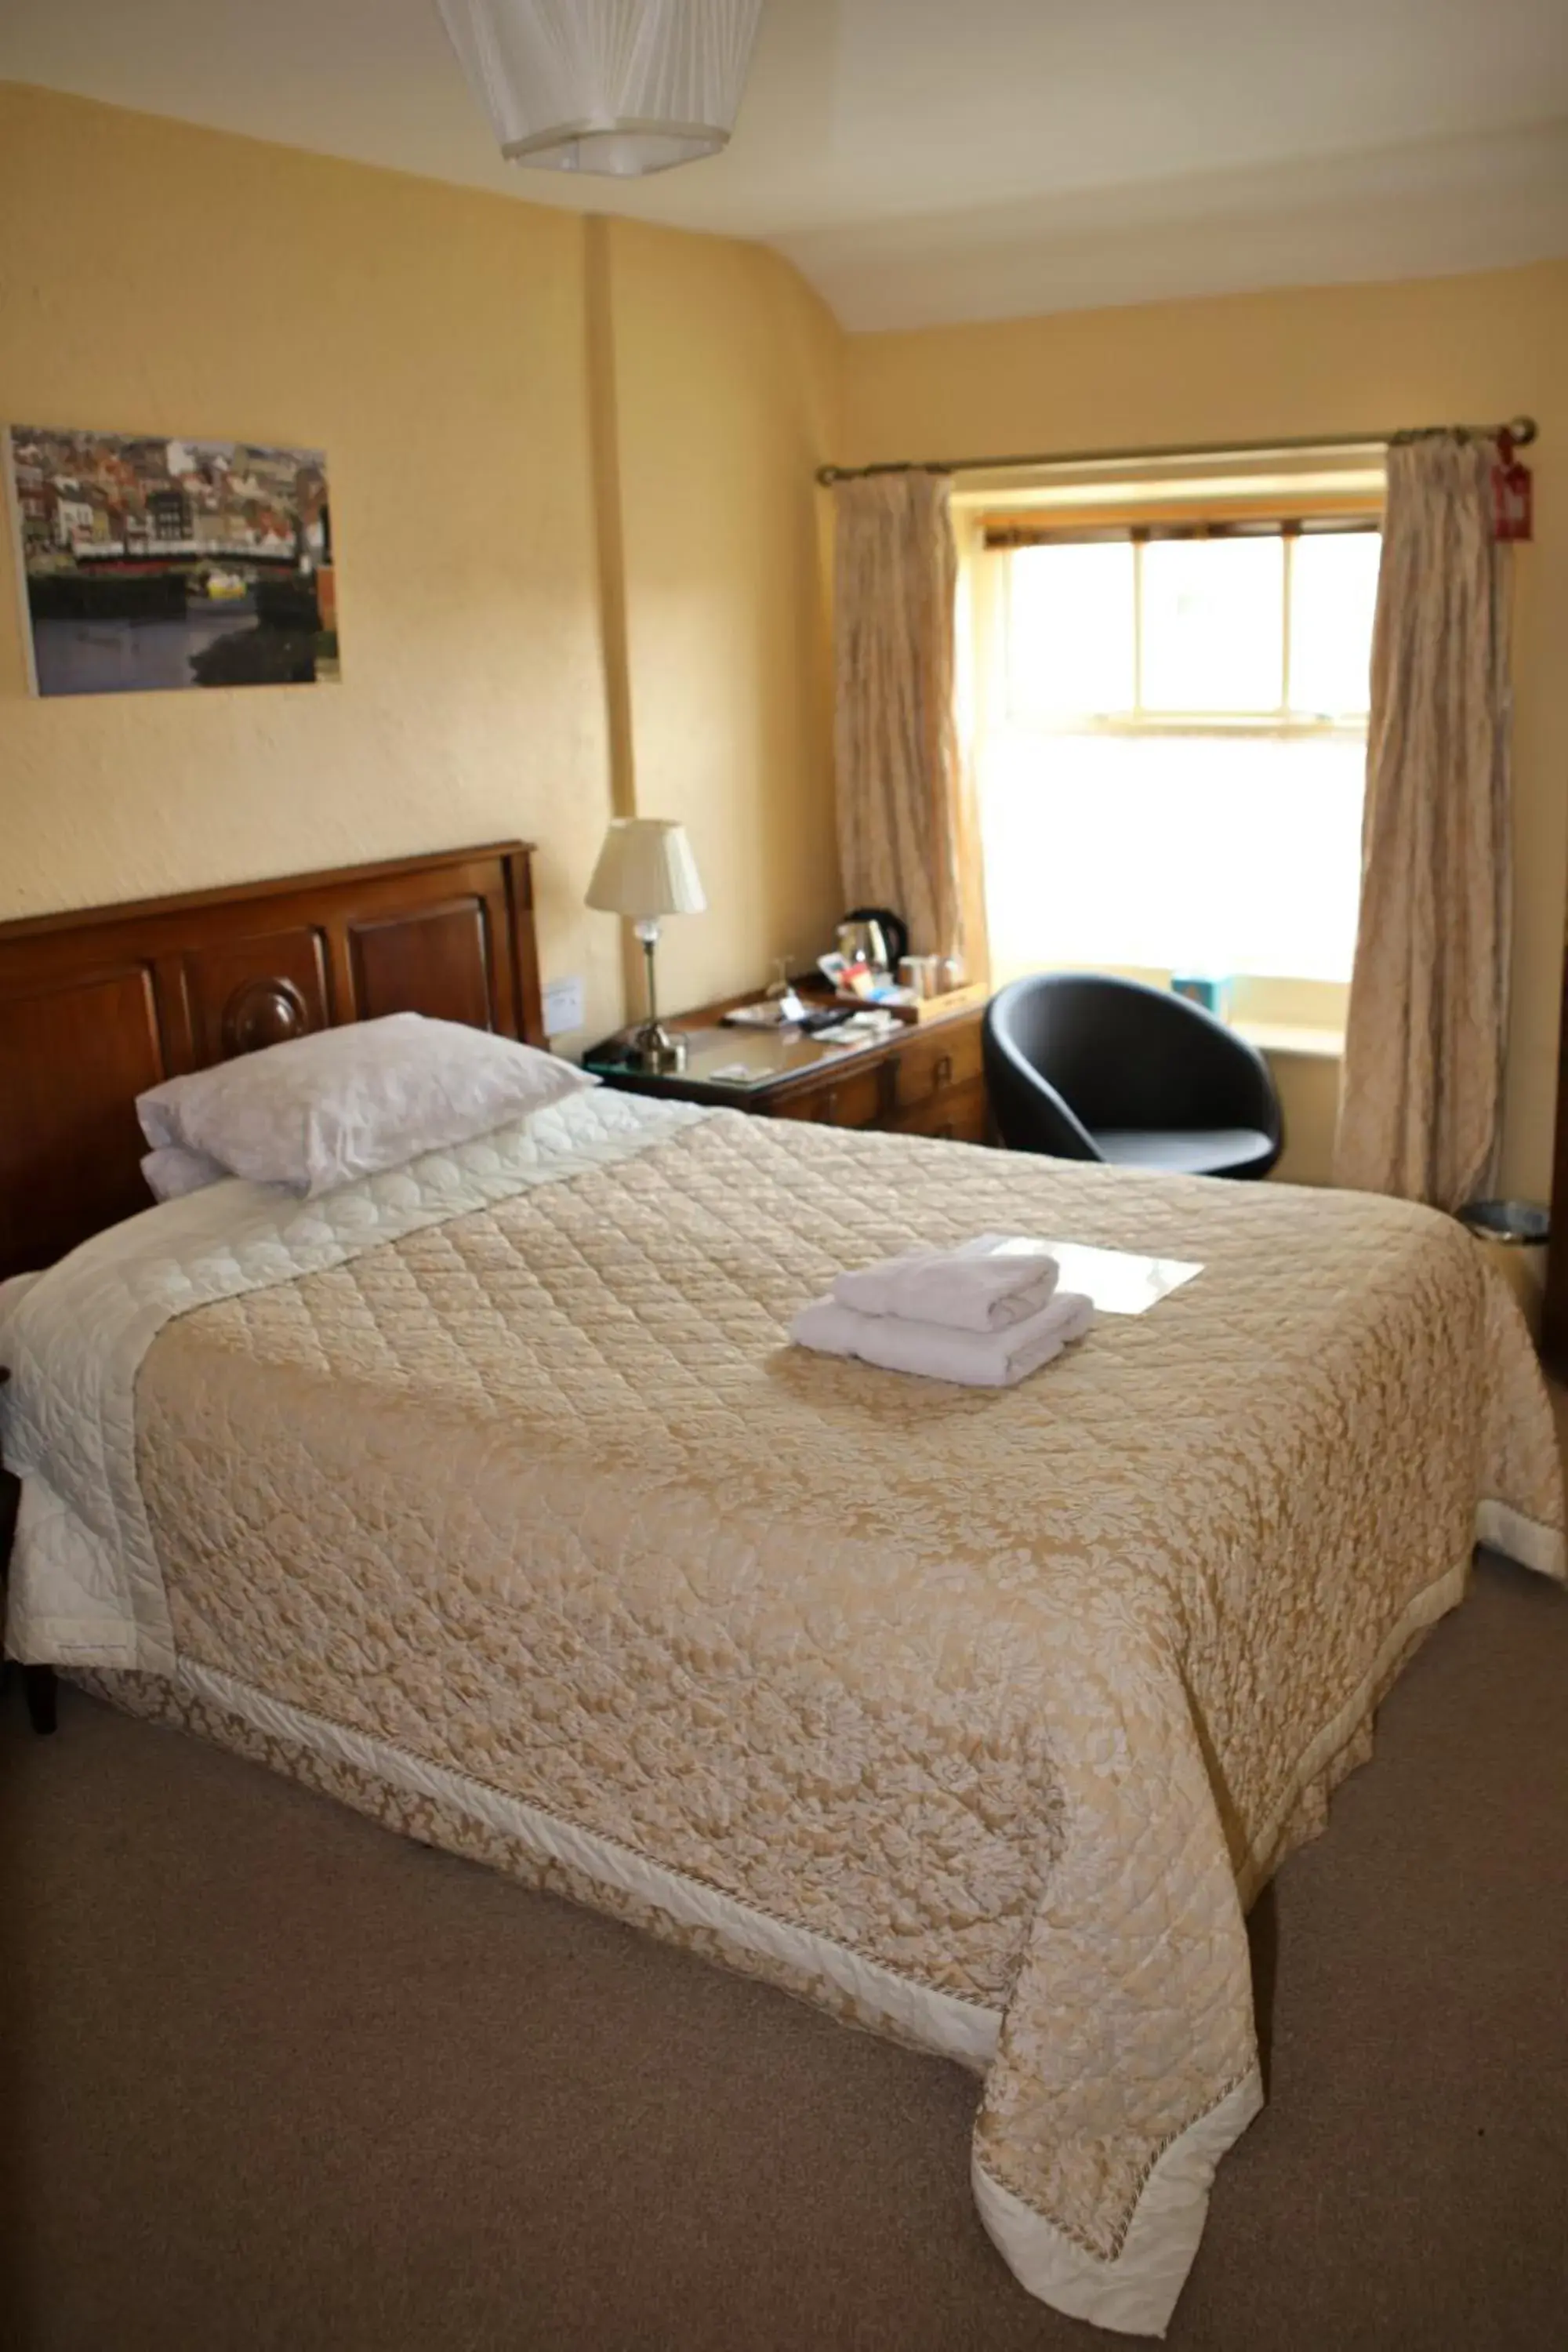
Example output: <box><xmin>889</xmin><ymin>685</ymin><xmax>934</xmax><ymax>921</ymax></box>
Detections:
<box><xmin>837</xmin><ymin>906</ymin><xmax>909</xmax><ymax>975</ymax></box>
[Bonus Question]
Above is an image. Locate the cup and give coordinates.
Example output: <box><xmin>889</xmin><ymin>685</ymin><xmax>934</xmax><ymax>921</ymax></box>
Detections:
<box><xmin>898</xmin><ymin>955</ymin><xmax>940</xmax><ymax>999</ymax></box>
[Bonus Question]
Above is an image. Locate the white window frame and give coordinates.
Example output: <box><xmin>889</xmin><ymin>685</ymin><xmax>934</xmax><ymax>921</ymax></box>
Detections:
<box><xmin>993</xmin><ymin>519</ymin><xmax>1380</xmax><ymax>741</ymax></box>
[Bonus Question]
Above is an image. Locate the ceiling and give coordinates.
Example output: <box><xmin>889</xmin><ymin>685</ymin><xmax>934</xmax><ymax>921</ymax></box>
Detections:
<box><xmin>4</xmin><ymin>0</ymin><xmax>1566</xmax><ymax>330</ymax></box>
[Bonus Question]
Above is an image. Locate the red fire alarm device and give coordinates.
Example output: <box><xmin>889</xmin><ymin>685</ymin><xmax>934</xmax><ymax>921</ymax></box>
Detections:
<box><xmin>1493</xmin><ymin>431</ymin><xmax>1534</xmax><ymax>542</ymax></box>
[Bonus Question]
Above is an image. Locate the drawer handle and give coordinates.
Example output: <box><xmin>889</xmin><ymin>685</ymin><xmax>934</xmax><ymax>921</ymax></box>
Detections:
<box><xmin>932</xmin><ymin>1054</ymin><xmax>953</xmax><ymax>1091</ymax></box>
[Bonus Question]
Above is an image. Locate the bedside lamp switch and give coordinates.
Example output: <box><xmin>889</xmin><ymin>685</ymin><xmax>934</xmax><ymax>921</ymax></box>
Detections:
<box><xmin>543</xmin><ymin>975</ymin><xmax>586</xmax><ymax>1038</ymax></box>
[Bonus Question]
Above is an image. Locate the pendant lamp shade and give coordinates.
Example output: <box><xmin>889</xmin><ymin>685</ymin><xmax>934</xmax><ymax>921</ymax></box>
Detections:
<box><xmin>437</xmin><ymin>0</ymin><xmax>765</xmax><ymax>179</ymax></box>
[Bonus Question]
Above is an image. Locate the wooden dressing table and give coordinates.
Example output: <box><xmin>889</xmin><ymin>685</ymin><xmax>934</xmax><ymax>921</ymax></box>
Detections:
<box><xmin>583</xmin><ymin>983</ymin><xmax>990</xmax><ymax>1145</ymax></box>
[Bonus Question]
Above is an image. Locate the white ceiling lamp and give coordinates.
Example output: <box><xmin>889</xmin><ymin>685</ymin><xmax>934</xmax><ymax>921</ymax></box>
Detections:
<box><xmin>436</xmin><ymin>0</ymin><xmax>765</xmax><ymax>180</ymax></box>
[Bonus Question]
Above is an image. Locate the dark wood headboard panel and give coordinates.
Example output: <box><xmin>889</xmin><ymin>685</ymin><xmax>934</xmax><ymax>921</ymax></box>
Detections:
<box><xmin>0</xmin><ymin>841</ymin><xmax>544</xmax><ymax>1279</ymax></box>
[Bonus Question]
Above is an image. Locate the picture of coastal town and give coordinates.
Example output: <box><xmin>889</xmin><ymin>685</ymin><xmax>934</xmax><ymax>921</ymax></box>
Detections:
<box><xmin>5</xmin><ymin>424</ymin><xmax>339</xmax><ymax>696</ymax></box>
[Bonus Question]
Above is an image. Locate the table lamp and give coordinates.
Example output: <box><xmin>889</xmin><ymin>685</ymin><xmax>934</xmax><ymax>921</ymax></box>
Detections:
<box><xmin>586</xmin><ymin>817</ymin><xmax>707</xmax><ymax>1072</ymax></box>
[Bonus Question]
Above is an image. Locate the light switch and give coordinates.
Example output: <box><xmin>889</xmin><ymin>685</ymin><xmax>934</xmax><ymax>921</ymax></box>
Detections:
<box><xmin>543</xmin><ymin>975</ymin><xmax>586</xmax><ymax>1037</ymax></box>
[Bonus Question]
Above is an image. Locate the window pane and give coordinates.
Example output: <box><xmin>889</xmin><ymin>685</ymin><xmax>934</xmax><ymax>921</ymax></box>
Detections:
<box><xmin>1141</xmin><ymin>537</ymin><xmax>1284</xmax><ymax>712</ymax></box>
<box><xmin>1007</xmin><ymin>542</ymin><xmax>1135</xmax><ymax>720</ymax></box>
<box><xmin>1290</xmin><ymin>532</ymin><xmax>1380</xmax><ymax>716</ymax></box>
<box><xmin>979</xmin><ymin>731</ymin><xmax>1366</xmax><ymax>983</ymax></box>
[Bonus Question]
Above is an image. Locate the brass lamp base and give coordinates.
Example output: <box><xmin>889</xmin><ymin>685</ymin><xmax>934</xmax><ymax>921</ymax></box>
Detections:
<box><xmin>626</xmin><ymin>1020</ymin><xmax>687</xmax><ymax>1073</ymax></box>
<box><xmin>621</xmin><ymin>920</ymin><xmax>686</xmax><ymax>1071</ymax></box>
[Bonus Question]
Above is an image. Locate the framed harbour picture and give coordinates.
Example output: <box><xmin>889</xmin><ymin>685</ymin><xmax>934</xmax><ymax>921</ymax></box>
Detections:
<box><xmin>5</xmin><ymin>423</ymin><xmax>339</xmax><ymax>696</ymax></box>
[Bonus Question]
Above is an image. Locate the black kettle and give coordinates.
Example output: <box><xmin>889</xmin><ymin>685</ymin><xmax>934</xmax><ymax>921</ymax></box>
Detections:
<box><xmin>838</xmin><ymin>906</ymin><xmax>909</xmax><ymax>974</ymax></box>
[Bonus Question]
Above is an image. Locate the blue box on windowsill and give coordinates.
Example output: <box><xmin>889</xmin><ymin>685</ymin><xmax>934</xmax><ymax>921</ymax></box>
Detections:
<box><xmin>1171</xmin><ymin>973</ymin><xmax>1233</xmax><ymax>1022</ymax></box>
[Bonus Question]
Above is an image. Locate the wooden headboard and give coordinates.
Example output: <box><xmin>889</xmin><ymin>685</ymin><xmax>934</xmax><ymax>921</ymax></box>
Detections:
<box><xmin>0</xmin><ymin>841</ymin><xmax>545</xmax><ymax>1280</ymax></box>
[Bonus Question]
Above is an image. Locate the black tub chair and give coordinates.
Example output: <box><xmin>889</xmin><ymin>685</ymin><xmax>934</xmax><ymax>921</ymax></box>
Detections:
<box><xmin>982</xmin><ymin>973</ymin><xmax>1283</xmax><ymax>1179</ymax></box>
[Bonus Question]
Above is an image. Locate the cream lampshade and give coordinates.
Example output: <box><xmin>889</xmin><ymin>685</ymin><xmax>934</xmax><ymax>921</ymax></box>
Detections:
<box><xmin>586</xmin><ymin>818</ymin><xmax>706</xmax><ymax>1071</ymax></box>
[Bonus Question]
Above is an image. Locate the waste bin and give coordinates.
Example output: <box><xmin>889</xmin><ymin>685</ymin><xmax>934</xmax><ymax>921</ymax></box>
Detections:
<box><xmin>1457</xmin><ymin>1200</ymin><xmax>1549</xmax><ymax>1342</ymax></box>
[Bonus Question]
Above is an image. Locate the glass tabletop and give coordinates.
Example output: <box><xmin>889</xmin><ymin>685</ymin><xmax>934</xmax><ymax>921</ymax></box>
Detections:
<box><xmin>584</xmin><ymin>1022</ymin><xmax>881</xmax><ymax>1092</ymax></box>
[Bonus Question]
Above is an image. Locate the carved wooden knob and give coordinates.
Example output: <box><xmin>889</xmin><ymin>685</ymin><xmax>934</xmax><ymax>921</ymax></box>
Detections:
<box><xmin>933</xmin><ymin>1054</ymin><xmax>953</xmax><ymax>1091</ymax></box>
<box><xmin>221</xmin><ymin>976</ymin><xmax>308</xmax><ymax>1056</ymax></box>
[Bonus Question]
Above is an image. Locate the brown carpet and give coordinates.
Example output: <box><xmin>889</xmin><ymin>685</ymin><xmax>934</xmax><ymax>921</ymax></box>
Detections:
<box><xmin>4</xmin><ymin>1554</ymin><xmax>1567</xmax><ymax>2352</ymax></box>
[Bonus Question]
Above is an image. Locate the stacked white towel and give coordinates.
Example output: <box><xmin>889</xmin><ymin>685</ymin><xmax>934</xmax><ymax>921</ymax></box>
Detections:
<box><xmin>833</xmin><ymin>1233</ymin><xmax>1060</xmax><ymax>1330</ymax></box>
<box><xmin>792</xmin><ymin>1237</ymin><xmax>1093</xmax><ymax>1388</ymax></box>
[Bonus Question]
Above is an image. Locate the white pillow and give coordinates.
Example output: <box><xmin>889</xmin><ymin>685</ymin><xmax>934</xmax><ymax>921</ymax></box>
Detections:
<box><xmin>141</xmin><ymin>1145</ymin><xmax>232</xmax><ymax>1202</ymax></box>
<box><xmin>136</xmin><ymin>1013</ymin><xmax>594</xmax><ymax>1197</ymax></box>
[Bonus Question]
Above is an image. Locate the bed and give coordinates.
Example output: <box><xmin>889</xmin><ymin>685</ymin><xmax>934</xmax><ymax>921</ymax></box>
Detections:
<box><xmin>2</xmin><ymin>843</ymin><xmax>1562</xmax><ymax>2337</ymax></box>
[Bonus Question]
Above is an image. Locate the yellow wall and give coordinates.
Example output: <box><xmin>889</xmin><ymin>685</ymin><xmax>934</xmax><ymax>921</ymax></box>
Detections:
<box><xmin>844</xmin><ymin>260</ymin><xmax>1568</xmax><ymax>1196</ymax></box>
<box><xmin>604</xmin><ymin>216</ymin><xmax>841</xmax><ymax>1014</ymax></box>
<box><xmin>0</xmin><ymin>85</ymin><xmax>844</xmax><ymax>1041</ymax></box>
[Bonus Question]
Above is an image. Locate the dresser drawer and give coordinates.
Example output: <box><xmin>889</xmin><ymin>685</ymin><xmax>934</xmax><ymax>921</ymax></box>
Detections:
<box><xmin>891</xmin><ymin>1020</ymin><xmax>984</xmax><ymax>1112</ymax></box>
<box><xmin>770</xmin><ymin>1062</ymin><xmax>891</xmax><ymax>1129</ymax></box>
<box><xmin>884</xmin><ymin>1078</ymin><xmax>990</xmax><ymax>1146</ymax></box>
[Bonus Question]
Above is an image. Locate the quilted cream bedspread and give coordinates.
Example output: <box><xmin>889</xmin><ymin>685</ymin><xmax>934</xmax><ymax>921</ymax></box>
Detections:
<box><xmin>7</xmin><ymin>1096</ymin><xmax>1562</xmax><ymax>2330</ymax></box>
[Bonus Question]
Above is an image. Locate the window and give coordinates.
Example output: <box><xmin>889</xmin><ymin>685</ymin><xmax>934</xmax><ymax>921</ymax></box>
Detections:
<box><xmin>972</xmin><ymin>509</ymin><xmax>1381</xmax><ymax>1011</ymax></box>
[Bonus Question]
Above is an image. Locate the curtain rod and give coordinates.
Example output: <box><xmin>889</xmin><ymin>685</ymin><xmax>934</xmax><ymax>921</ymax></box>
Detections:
<box><xmin>815</xmin><ymin>416</ymin><xmax>1538</xmax><ymax>488</ymax></box>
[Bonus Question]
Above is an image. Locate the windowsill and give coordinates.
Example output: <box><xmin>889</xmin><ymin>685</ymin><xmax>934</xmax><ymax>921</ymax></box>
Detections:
<box><xmin>1235</xmin><ymin>1018</ymin><xmax>1345</xmax><ymax>1061</ymax></box>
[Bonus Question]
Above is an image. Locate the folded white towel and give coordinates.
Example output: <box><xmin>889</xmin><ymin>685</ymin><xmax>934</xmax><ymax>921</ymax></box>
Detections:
<box><xmin>791</xmin><ymin>1288</ymin><xmax>1093</xmax><ymax>1388</ymax></box>
<box><xmin>833</xmin><ymin>1235</ymin><xmax>1060</xmax><ymax>1332</ymax></box>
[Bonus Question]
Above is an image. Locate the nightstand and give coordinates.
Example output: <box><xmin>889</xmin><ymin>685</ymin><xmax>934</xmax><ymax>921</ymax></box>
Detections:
<box><xmin>583</xmin><ymin>984</ymin><xmax>991</xmax><ymax>1144</ymax></box>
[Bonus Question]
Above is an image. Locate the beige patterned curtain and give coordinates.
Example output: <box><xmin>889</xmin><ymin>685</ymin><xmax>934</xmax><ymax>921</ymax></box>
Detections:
<box><xmin>1334</xmin><ymin>435</ymin><xmax>1512</xmax><ymax>1210</ymax></box>
<box><xmin>833</xmin><ymin>471</ymin><xmax>966</xmax><ymax>960</ymax></box>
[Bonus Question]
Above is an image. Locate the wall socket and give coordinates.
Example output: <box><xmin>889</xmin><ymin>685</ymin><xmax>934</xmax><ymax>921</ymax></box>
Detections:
<box><xmin>542</xmin><ymin>975</ymin><xmax>586</xmax><ymax>1039</ymax></box>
